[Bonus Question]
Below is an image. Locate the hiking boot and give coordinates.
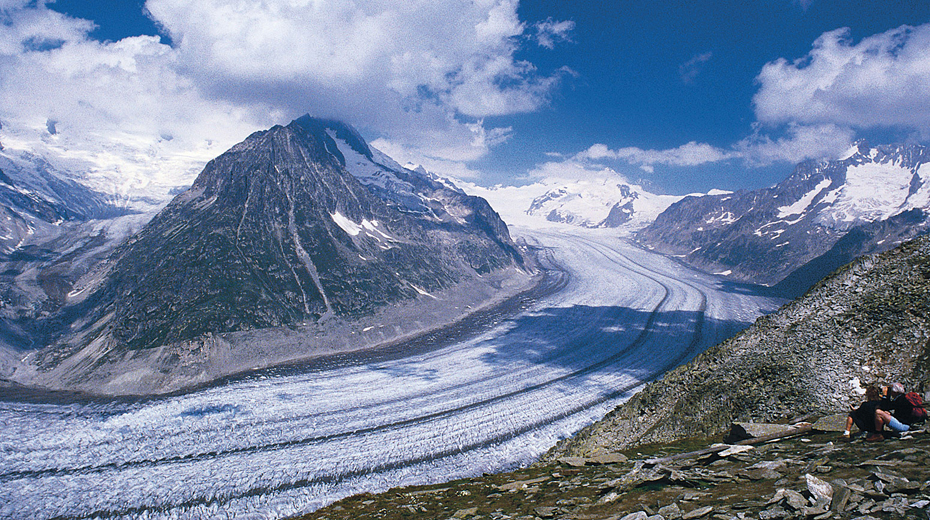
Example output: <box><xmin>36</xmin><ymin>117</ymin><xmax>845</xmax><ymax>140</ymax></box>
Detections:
<box><xmin>866</xmin><ymin>433</ymin><xmax>884</xmax><ymax>442</ymax></box>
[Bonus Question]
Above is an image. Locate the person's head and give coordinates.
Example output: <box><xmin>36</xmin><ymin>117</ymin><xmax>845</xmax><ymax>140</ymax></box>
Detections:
<box><xmin>890</xmin><ymin>382</ymin><xmax>906</xmax><ymax>396</ymax></box>
<box><xmin>865</xmin><ymin>386</ymin><xmax>881</xmax><ymax>401</ymax></box>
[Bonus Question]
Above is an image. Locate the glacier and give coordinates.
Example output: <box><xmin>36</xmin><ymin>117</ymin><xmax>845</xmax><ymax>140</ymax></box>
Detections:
<box><xmin>0</xmin><ymin>227</ymin><xmax>782</xmax><ymax>520</ymax></box>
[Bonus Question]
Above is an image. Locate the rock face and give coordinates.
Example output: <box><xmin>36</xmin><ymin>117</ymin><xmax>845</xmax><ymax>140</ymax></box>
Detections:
<box><xmin>545</xmin><ymin>234</ymin><xmax>930</xmax><ymax>457</ymax></box>
<box><xmin>637</xmin><ymin>142</ymin><xmax>930</xmax><ymax>294</ymax></box>
<box><xmin>11</xmin><ymin>116</ymin><xmax>527</xmax><ymax>392</ymax></box>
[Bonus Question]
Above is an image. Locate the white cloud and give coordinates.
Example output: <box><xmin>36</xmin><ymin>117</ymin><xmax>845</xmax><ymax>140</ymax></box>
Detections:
<box><xmin>0</xmin><ymin>6</ymin><xmax>271</xmax><ymax>201</ymax></box>
<box><xmin>147</xmin><ymin>0</ymin><xmax>569</xmax><ymax>124</ymax></box>
<box><xmin>370</xmin><ymin>119</ymin><xmax>512</xmax><ymax>178</ymax></box>
<box><xmin>735</xmin><ymin>123</ymin><xmax>855</xmax><ymax>166</ymax></box>
<box><xmin>534</xmin><ymin>17</ymin><xmax>575</xmax><ymax>49</ymax></box>
<box><xmin>679</xmin><ymin>51</ymin><xmax>712</xmax><ymax>84</ymax></box>
<box><xmin>546</xmin><ymin>122</ymin><xmax>854</xmax><ymax>182</ymax></box>
<box><xmin>575</xmin><ymin>141</ymin><xmax>736</xmax><ymax>168</ymax></box>
<box><xmin>754</xmin><ymin>24</ymin><xmax>930</xmax><ymax>131</ymax></box>
<box><xmin>528</xmin><ymin>157</ymin><xmax>625</xmax><ymax>183</ymax></box>
<box><xmin>0</xmin><ymin>0</ymin><xmax>574</xmax><ymax>199</ymax></box>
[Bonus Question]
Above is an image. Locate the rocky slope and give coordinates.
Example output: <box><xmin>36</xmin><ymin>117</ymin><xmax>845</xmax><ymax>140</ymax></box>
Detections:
<box><xmin>0</xmin><ymin>153</ymin><xmax>135</xmax><ymax>367</ymax></box>
<box><xmin>637</xmin><ymin>142</ymin><xmax>930</xmax><ymax>294</ymax></box>
<box><xmin>5</xmin><ymin>116</ymin><xmax>531</xmax><ymax>395</ymax></box>
<box><xmin>544</xmin><ymin>234</ymin><xmax>930</xmax><ymax>459</ymax></box>
<box><xmin>301</xmin><ymin>427</ymin><xmax>930</xmax><ymax>520</ymax></box>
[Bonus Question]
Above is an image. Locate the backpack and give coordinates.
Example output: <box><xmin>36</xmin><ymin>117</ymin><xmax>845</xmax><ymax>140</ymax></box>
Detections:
<box><xmin>905</xmin><ymin>392</ymin><xmax>928</xmax><ymax>421</ymax></box>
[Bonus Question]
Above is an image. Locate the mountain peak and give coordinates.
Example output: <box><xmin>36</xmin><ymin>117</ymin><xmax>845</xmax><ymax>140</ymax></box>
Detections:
<box><xmin>37</xmin><ymin>116</ymin><xmax>524</xmax><ymax>370</ymax></box>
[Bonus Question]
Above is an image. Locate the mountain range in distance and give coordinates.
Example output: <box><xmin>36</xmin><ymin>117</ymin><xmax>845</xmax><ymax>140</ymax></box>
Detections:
<box><xmin>2</xmin><ymin>111</ymin><xmax>930</xmax><ymax>395</ymax></box>
<box><xmin>636</xmin><ymin>142</ymin><xmax>930</xmax><ymax>295</ymax></box>
<box><xmin>467</xmin><ymin>141</ymin><xmax>930</xmax><ymax>297</ymax></box>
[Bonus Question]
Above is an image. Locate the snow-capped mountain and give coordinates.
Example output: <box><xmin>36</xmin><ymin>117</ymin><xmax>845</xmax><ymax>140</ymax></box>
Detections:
<box><xmin>456</xmin><ymin>175</ymin><xmax>685</xmax><ymax>231</ymax></box>
<box><xmin>638</xmin><ymin>142</ymin><xmax>930</xmax><ymax>293</ymax></box>
<box><xmin>11</xmin><ymin>116</ymin><xmax>526</xmax><ymax>393</ymax></box>
<box><xmin>525</xmin><ymin>178</ymin><xmax>687</xmax><ymax>228</ymax></box>
<box><xmin>0</xmin><ymin>151</ymin><xmax>127</xmax><ymax>255</ymax></box>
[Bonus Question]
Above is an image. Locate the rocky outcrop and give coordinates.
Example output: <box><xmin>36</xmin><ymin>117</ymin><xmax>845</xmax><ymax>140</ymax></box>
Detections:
<box><xmin>545</xmin><ymin>234</ymin><xmax>930</xmax><ymax>458</ymax></box>
<box><xmin>301</xmin><ymin>424</ymin><xmax>930</xmax><ymax>520</ymax></box>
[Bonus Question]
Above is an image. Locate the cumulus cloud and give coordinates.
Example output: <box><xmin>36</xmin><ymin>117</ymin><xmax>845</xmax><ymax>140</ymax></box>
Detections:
<box><xmin>528</xmin><ymin>157</ymin><xmax>628</xmax><ymax>184</ymax></box>
<box><xmin>574</xmin><ymin>141</ymin><xmax>736</xmax><ymax>168</ymax></box>
<box><xmin>540</xmin><ymin>122</ymin><xmax>854</xmax><ymax>183</ymax></box>
<box><xmin>0</xmin><ymin>5</ymin><xmax>270</xmax><ymax>200</ymax></box>
<box><xmin>0</xmin><ymin>0</ymin><xmax>574</xmax><ymax>194</ymax></box>
<box><xmin>754</xmin><ymin>24</ymin><xmax>930</xmax><ymax>132</ymax></box>
<box><xmin>735</xmin><ymin>123</ymin><xmax>855</xmax><ymax>166</ymax></box>
<box><xmin>146</xmin><ymin>0</ymin><xmax>570</xmax><ymax>139</ymax></box>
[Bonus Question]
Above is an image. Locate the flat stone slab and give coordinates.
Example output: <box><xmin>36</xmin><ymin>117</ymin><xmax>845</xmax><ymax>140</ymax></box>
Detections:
<box><xmin>812</xmin><ymin>414</ymin><xmax>849</xmax><ymax>432</ymax></box>
<box><xmin>725</xmin><ymin>423</ymin><xmax>802</xmax><ymax>443</ymax></box>
<box><xmin>587</xmin><ymin>452</ymin><xmax>629</xmax><ymax>465</ymax></box>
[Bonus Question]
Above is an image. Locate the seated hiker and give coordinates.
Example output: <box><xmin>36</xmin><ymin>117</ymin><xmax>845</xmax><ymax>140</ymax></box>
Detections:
<box><xmin>843</xmin><ymin>386</ymin><xmax>883</xmax><ymax>439</ymax></box>
<box><xmin>875</xmin><ymin>382</ymin><xmax>927</xmax><ymax>437</ymax></box>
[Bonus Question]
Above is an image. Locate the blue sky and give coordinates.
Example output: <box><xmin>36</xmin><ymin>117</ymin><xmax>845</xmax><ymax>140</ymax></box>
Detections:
<box><xmin>3</xmin><ymin>0</ymin><xmax>930</xmax><ymax>196</ymax></box>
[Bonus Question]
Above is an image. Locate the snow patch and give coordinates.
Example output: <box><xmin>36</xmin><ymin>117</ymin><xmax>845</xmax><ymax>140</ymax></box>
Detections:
<box><xmin>777</xmin><ymin>179</ymin><xmax>831</xmax><ymax>218</ymax></box>
<box><xmin>849</xmin><ymin>377</ymin><xmax>866</xmax><ymax>395</ymax></box>
<box><xmin>331</xmin><ymin>211</ymin><xmax>361</xmax><ymax>236</ymax></box>
<box><xmin>409</xmin><ymin>283</ymin><xmax>438</xmax><ymax>299</ymax></box>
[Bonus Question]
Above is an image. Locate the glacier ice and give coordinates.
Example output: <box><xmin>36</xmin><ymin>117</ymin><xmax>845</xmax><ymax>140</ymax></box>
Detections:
<box><xmin>0</xmin><ymin>227</ymin><xmax>782</xmax><ymax>520</ymax></box>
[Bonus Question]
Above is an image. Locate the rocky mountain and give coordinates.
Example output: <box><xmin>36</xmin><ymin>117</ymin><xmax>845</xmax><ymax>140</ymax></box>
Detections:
<box><xmin>637</xmin><ymin>142</ymin><xmax>930</xmax><ymax>294</ymax></box>
<box><xmin>544</xmin><ymin>233</ymin><xmax>930</xmax><ymax>458</ymax></box>
<box><xmin>6</xmin><ymin>116</ymin><xmax>530</xmax><ymax>394</ymax></box>
<box><xmin>524</xmin><ymin>176</ymin><xmax>683</xmax><ymax>229</ymax></box>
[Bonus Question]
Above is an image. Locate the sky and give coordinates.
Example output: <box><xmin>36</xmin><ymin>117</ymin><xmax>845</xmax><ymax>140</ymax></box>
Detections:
<box><xmin>1</xmin><ymin>0</ymin><xmax>930</xmax><ymax>198</ymax></box>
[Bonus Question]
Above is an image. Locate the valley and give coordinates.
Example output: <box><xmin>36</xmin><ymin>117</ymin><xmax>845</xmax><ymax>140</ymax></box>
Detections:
<box><xmin>0</xmin><ymin>226</ymin><xmax>782</xmax><ymax>520</ymax></box>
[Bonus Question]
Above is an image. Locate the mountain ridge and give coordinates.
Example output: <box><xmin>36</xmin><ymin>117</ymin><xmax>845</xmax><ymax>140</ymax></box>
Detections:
<box><xmin>636</xmin><ymin>142</ymin><xmax>930</xmax><ymax>292</ymax></box>
<box><xmin>4</xmin><ymin>115</ymin><xmax>534</xmax><ymax>395</ymax></box>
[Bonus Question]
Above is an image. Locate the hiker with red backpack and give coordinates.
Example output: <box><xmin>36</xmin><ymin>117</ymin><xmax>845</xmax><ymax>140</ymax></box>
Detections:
<box><xmin>869</xmin><ymin>382</ymin><xmax>928</xmax><ymax>441</ymax></box>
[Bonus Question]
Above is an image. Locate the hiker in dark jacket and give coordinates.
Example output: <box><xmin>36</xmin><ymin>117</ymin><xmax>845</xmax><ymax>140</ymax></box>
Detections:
<box><xmin>843</xmin><ymin>386</ymin><xmax>883</xmax><ymax>439</ymax></box>
<box><xmin>876</xmin><ymin>382</ymin><xmax>922</xmax><ymax>432</ymax></box>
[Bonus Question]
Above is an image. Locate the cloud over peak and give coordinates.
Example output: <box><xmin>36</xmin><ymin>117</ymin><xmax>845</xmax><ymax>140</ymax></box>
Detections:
<box><xmin>0</xmin><ymin>0</ymin><xmax>575</xmax><ymax>191</ymax></box>
<box><xmin>754</xmin><ymin>23</ymin><xmax>930</xmax><ymax>133</ymax></box>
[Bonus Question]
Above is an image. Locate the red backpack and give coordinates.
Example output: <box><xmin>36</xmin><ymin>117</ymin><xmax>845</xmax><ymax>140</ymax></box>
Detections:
<box><xmin>905</xmin><ymin>392</ymin><xmax>928</xmax><ymax>421</ymax></box>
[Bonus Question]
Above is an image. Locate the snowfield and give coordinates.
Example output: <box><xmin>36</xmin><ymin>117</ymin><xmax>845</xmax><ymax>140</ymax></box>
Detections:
<box><xmin>0</xmin><ymin>227</ymin><xmax>782</xmax><ymax>520</ymax></box>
